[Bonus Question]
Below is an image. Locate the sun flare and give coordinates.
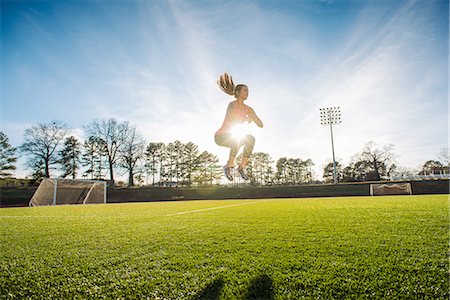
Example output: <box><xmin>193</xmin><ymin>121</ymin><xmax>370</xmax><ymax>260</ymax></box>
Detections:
<box><xmin>231</xmin><ymin>124</ymin><xmax>249</xmax><ymax>140</ymax></box>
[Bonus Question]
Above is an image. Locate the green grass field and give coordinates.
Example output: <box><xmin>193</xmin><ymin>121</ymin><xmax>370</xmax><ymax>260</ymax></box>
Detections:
<box><xmin>1</xmin><ymin>195</ymin><xmax>448</xmax><ymax>299</ymax></box>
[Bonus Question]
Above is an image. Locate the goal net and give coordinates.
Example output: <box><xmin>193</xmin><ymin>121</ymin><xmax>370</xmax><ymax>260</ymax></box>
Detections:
<box><xmin>370</xmin><ymin>182</ymin><xmax>412</xmax><ymax>196</ymax></box>
<box><xmin>29</xmin><ymin>178</ymin><xmax>107</xmax><ymax>206</ymax></box>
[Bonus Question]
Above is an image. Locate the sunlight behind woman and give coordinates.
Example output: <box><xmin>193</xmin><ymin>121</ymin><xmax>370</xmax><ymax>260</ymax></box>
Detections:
<box><xmin>231</xmin><ymin>123</ymin><xmax>250</xmax><ymax>141</ymax></box>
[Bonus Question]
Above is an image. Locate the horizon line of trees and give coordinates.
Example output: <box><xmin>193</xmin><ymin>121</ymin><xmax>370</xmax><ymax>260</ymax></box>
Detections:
<box><xmin>0</xmin><ymin>119</ymin><xmax>449</xmax><ymax>186</ymax></box>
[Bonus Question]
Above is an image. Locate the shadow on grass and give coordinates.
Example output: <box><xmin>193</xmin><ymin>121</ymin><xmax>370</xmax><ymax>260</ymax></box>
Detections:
<box><xmin>193</xmin><ymin>274</ymin><xmax>275</xmax><ymax>300</ymax></box>
<box><xmin>243</xmin><ymin>274</ymin><xmax>275</xmax><ymax>300</ymax></box>
<box><xmin>193</xmin><ymin>277</ymin><xmax>225</xmax><ymax>300</ymax></box>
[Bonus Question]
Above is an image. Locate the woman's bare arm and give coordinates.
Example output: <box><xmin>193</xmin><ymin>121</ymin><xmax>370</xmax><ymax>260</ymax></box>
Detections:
<box><xmin>248</xmin><ymin>108</ymin><xmax>264</xmax><ymax>128</ymax></box>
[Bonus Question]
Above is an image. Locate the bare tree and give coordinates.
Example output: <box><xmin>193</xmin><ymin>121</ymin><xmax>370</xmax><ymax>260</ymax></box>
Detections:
<box><xmin>20</xmin><ymin>121</ymin><xmax>69</xmax><ymax>178</ymax></box>
<box><xmin>342</xmin><ymin>141</ymin><xmax>396</xmax><ymax>182</ymax></box>
<box><xmin>84</xmin><ymin>118</ymin><xmax>130</xmax><ymax>182</ymax></box>
<box><xmin>0</xmin><ymin>131</ymin><xmax>17</xmax><ymax>178</ymax></box>
<box><xmin>438</xmin><ymin>147</ymin><xmax>449</xmax><ymax>166</ymax></box>
<box><xmin>118</xmin><ymin>126</ymin><xmax>145</xmax><ymax>187</ymax></box>
<box><xmin>390</xmin><ymin>165</ymin><xmax>414</xmax><ymax>178</ymax></box>
<box><xmin>359</xmin><ymin>141</ymin><xmax>395</xmax><ymax>181</ymax></box>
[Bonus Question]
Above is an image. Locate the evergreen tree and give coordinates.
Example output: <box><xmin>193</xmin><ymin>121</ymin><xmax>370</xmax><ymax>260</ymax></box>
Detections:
<box><xmin>60</xmin><ymin>136</ymin><xmax>81</xmax><ymax>179</ymax></box>
<box><xmin>322</xmin><ymin>161</ymin><xmax>343</xmax><ymax>183</ymax></box>
<box><xmin>144</xmin><ymin>142</ymin><xmax>164</xmax><ymax>186</ymax></box>
<box><xmin>183</xmin><ymin>142</ymin><xmax>201</xmax><ymax>186</ymax></box>
<box><xmin>82</xmin><ymin>136</ymin><xmax>107</xmax><ymax>179</ymax></box>
<box><xmin>0</xmin><ymin>131</ymin><xmax>17</xmax><ymax>178</ymax></box>
<box><xmin>276</xmin><ymin>157</ymin><xmax>289</xmax><ymax>185</ymax></box>
<box><xmin>30</xmin><ymin>159</ymin><xmax>45</xmax><ymax>185</ymax></box>
<box><xmin>194</xmin><ymin>151</ymin><xmax>221</xmax><ymax>186</ymax></box>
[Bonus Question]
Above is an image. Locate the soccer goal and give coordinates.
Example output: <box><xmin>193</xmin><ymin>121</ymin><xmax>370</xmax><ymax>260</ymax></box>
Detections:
<box><xmin>29</xmin><ymin>178</ymin><xmax>107</xmax><ymax>206</ymax></box>
<box><xmin>370</xmin><ymin>182</ymin><xmax>412</xmax><ymax>196</ymax></box>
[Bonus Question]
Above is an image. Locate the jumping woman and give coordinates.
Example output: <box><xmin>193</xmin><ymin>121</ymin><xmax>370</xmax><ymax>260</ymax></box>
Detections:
<box><xmin>215</xmin><ymin>73</ymin><xmax>264</xmax><ymax>181</ymax></box>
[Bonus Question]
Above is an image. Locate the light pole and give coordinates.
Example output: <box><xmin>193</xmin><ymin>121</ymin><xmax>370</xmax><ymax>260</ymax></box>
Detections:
<box><xmin>320</xmin><ymin>107</ymin><xmax>342</xmax><ymax>184</ymax></box>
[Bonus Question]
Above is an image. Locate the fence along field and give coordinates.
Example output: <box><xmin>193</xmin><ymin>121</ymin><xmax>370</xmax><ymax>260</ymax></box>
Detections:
<box><xmin>1</xmin><ymin>179</ymin><xmax>448</xmax><ymax>207</ymax></box>
<box><xmin>0</xmin><ymin>195</ymin><xmax>448</xmax><ymax>299</ymax></box>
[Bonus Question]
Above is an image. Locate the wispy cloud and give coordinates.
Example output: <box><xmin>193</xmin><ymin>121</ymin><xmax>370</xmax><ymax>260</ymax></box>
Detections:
<box><xmin>1</xmin><ymin>0</ymin><xmax>447</xmax><ymax>179</ymax></box>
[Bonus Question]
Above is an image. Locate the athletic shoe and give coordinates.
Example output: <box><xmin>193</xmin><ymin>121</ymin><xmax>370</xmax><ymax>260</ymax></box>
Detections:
<box><xmin>223</xmin><ymin>166</ymin><xmax>233</xmax><ymax>181</ymax></box>
<box><xmin>237</xmin><ymin>168</ymin><xmax>249</xmax><ymax>181</ymax></box>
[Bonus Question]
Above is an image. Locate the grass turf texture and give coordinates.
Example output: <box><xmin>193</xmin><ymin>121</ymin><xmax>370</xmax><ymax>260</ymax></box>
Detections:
<box><xmin>1</xmin><ymin>195</ymin><xmax>448</xmax><ymax>299</ymax></box>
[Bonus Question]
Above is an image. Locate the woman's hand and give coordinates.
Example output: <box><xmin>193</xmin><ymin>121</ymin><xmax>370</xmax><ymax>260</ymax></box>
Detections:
<box><xmin>254</xmin><ymin>114</ymin><xmax>264</xmax><ymax>128</ymax></box>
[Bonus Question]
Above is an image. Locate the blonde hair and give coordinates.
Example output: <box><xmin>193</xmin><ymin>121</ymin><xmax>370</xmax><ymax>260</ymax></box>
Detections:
<box><xmin>217</xmin><ymin>73</ymin><xmax>246</xmax><ymax>98</ymax></box>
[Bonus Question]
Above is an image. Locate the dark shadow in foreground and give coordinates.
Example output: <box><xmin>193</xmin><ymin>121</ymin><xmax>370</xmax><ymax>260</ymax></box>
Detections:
<box><xmin>193</xmin><ymin>277</ymin><xmax>225</xmax><ymax>300</ymax></box>
<box><xmin>243</xmin><ymin>274</ymin><xmax>275</xmax><ymax>300</ymax></box>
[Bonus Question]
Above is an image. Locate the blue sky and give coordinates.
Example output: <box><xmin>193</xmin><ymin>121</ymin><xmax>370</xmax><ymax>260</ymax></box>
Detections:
<box><xmin>1</xmin><ymin>0</ymin><xmax>448</xmax><ymax>179</ymax></box>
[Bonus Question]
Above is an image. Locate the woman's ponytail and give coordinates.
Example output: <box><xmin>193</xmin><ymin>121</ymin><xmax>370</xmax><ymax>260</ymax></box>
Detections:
<box><xmin>217</xmin><ymin>73</ymin><xmax>235</xmax><ymax>96</ymax></box>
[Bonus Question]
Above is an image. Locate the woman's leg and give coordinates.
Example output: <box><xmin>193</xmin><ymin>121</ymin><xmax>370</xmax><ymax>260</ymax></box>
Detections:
<box><xmin>215</xmin><ymin>132</ymin><xmax>240</xmax><ymax>167</ymax></box>
<box><xmin>239</xmin><ymin>156</ymin><xmax>249</xmax><ymax>170</ymax></box>
<box><xmin>238</xmin><ymin>134</ymin><xmax>255</xmax><ymax>170</ymax></box>
<box><xmin>227</xmin><ymin>152</ymin><xmax>236</xmax><ymax>168</ymax></box>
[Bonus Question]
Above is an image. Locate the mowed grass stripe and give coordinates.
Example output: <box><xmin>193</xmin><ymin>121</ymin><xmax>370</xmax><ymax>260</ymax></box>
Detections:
<box><xmin>0</xmin><ymin>195</ymin><xmax>448</xmax><ymax>299</ymax></box>
<box><xmin>165</xmin><ymin>200</ymin><xmax>274</xmax><ymax>216</ymax></box>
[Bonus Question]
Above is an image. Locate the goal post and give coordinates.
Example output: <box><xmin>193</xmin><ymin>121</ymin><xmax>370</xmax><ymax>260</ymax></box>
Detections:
<box><xmin>370</xmin><ymin>182</ymin><xmax>412</xmax><ymax>196</ymax></box>
<box><xmin>30</xmin><ymin>178</ymin><xmax>107</xmax><ymax>206</ymax></box>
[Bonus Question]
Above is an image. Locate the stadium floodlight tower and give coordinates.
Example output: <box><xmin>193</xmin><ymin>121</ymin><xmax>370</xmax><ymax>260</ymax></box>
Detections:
<box><xmin>320</xmin><ymin>106</ymin><xmax>342</xmax><ymax>184</ymax></box>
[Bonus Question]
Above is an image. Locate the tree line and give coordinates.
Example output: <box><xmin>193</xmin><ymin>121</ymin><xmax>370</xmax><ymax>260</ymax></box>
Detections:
<box><xmin>0</xmin><ymin>119</ymin><xmax>448</xmax><ymax>186</ymax></box>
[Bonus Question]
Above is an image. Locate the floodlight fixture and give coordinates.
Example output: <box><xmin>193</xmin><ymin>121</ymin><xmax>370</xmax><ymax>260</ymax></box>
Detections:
<box><xmin>319</xmin><ymin>106</ymin><xmax>342</xmax><ymax>184</ymax></box>
<box><xmin>320</xmin><ymin>107</ymin><xmax>342</xmax><ymax>125</ymax></box>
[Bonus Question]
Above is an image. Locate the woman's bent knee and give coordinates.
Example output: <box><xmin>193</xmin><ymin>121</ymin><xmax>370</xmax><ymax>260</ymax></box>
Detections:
<box><xmin>244</xmin><ymin>134</ymin><xmax>255</xmax><ymax>144</ymax></box>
